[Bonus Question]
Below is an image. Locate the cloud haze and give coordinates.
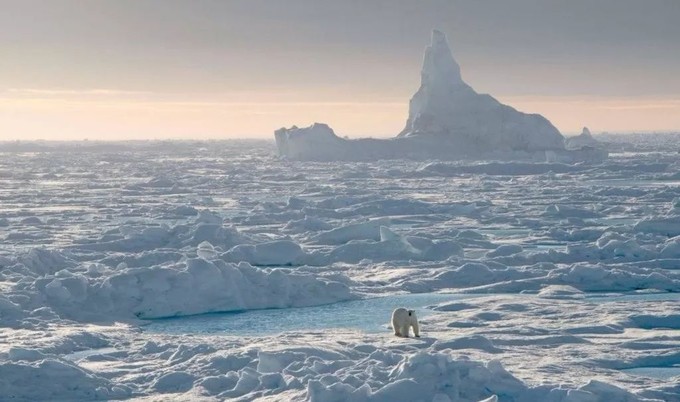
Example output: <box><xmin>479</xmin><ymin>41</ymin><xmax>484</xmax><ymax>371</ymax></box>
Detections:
<box><xmin>1</xmin><ymin>0</ymin><xmax>679</xmax><ymax>140</ymax></box>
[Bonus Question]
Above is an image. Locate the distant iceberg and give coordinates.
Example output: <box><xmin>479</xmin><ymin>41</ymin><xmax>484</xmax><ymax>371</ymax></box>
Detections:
<box><xmin>565</xmin><ymin>127</ymin><xmax>604</xmax><ymax>150</ymax></box>
<box><xmin>549</xmin><ymin>126</ymin><xmax>608</xmax><ymax>163</ymax></box>
<box><xmin>275</xmin><ymin>30</ymin><xmax>606</xmax><ymax>162</ymax></box>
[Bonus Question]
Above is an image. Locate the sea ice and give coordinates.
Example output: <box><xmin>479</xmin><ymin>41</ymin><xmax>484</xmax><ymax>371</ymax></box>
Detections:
<box><xmin>1</xmin><ymin>137</ymin><xmax>679</xmax><ymax>401</ymax></box>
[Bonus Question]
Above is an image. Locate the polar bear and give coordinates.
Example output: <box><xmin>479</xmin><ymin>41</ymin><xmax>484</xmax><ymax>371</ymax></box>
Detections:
<box><xmin>391</xmin><ymin>308</ymin><xmax>420</xmax><ymax>337</ymax></box>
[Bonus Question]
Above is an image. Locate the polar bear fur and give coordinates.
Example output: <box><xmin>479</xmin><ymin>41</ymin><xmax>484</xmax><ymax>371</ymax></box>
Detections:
<box><xmin>391</xmin><ymin>308</ymin><xmax>420</xmax><ymax>337</ymax></box>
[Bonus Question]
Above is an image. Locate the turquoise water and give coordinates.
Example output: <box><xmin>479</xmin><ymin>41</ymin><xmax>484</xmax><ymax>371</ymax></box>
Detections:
<box><xmin>621</xmin><ymin>366</ymin><xmax>680</xmax><ymax>380</ymax></box>
<box><xmin>587</xmin><ymin>179</ymin><xmax>680</xmax><ymax>188</ymax></box>
<box><xmin>585</xmin><ymin>292</ymin><xmax>680</xmax><ymax>303</ymax></box>
<box><xmin>144</xmin><ymin>291</ymin><xmax>679</xmax><ymax>336</ymax></box>
<box><xmin>144</xmin><ymin>293</ymin><xmax>473</xmax><ymax>336</ymax></box>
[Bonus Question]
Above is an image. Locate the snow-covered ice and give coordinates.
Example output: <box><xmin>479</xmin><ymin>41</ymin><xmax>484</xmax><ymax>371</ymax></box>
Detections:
<box><xmin>1</xmin><ymin>136</ymin><xmax>680</xmax><ymax>401</ymax></box>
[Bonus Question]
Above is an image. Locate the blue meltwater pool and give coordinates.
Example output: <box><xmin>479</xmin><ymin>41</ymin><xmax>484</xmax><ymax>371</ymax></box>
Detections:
<box><xmin>143</xmin><ymin>291</ymin><xmax>679</xmax><ymax>336</ymax></box>
<box><xmin>143</xmin><ymin>293</ymin><xmax>475</xmax><ymax>336</ymax></box>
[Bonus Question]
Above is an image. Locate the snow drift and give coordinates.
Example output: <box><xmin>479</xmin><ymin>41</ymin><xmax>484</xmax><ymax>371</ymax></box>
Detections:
<box><xmin>29</xmin><ymin>258</ymin><xmax>352</xmax><ymax>320</ymax></box>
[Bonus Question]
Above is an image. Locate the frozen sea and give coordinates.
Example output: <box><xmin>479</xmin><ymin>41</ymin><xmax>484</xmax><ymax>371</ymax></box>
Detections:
<box><xmin>1</xmin><ymin>134</ymin><xmax>680</xmax><ymax>401</ymax></box>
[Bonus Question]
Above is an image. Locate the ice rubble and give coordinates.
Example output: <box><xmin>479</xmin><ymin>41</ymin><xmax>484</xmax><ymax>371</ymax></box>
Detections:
<box><xmin>275</xmin><ymin>30</ymin><xmax>606</xmax><ymax>162</ymax></box>
<box><xmin>1</xmin><ymin>337</ymin><xmax>652</xmax><ymax>402</ymax></box>
<box><xmin>304</xmin><ymin>351</ymin><xmax>641</xmax><ymax>402</ymax></box>
<box><xmin>634</xmin><ymin>198</ymin><xmax>680</xmax><ymax>237</ymax></box>
<box><xmin>0</xmin><ymin>214</ymin><xmax>353</xmax><ymax>323</ymax></box>
<box><xmin>317</xmin><ymin>226</ymin><xmax>464</xmax><ymax>264</ymax></box>
<box><xmin>0</xmin><ymin>357</ymin><xmax>132</xmax><ymax>400</ymax></box>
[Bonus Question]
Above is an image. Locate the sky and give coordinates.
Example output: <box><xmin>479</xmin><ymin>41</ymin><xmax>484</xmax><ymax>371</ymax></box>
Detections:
<box><xmin>1</xmin><ymin>0</ymin><xmax>680</xmax><ymax>140</ymax></box>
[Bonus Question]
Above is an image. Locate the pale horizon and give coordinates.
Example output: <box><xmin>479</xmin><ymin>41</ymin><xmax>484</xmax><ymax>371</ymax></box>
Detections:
<box><xmin>2</xmin><ymin>0</ymin><xmax>680</xmax><ymax>140</ymax></box>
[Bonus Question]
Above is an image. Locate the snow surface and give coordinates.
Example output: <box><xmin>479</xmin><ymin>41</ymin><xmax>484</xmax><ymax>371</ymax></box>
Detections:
<box><xmin>1</xmin><ymin>136</ymin><xmax>680</xmax><ymax>401</ymax></box>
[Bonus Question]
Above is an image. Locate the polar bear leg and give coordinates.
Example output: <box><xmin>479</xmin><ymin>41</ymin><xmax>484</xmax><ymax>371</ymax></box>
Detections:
<box><xmin>412</xmin><ymin>320</ymin><xmax>420</xmax><ymax>337</ymax></box>
<box><xmin>400</xmin><ymin>324</ymin><xmax>410</xmax><ymax>338</ymax></box>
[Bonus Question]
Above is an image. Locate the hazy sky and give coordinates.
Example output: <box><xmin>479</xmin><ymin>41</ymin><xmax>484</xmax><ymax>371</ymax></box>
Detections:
<box><xmin>2</xmin><ymin>0</ymin><xmax>680</xmax><ymax>140</ymax></box>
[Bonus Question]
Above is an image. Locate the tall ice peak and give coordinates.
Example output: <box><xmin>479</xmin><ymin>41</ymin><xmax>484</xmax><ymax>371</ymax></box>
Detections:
<box><xmin>421</xmin><ymin>29</ymin><xmax>464</xmax><ymax>89</ymax></box>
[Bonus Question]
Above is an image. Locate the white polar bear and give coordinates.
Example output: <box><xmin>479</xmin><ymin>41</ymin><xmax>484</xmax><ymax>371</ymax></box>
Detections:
<box><xmin>391</xmin><ymin>307</ymin><xmax>420</xmax><ymax>337</ymax></box>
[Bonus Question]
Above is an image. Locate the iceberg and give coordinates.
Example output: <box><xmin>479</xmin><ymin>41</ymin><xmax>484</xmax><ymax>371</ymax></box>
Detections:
<box><xmin>565</xmin><ymin>127</ymin><xmax>603</xmax><ymax>150</ymax></box>
<box><xmin>549</xmin><ymin>126</ymin><xmax>608</xmax><ymax>162</ymax></box>
<box><xmin>397</xmin><ymin>30</ymin><xmax>564</xmax><ymax>152</ymax></box>
<box><xmin>275</xmin><ymin>30</ymin><xmax>603</xmax><ymax>162</ymax></box>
